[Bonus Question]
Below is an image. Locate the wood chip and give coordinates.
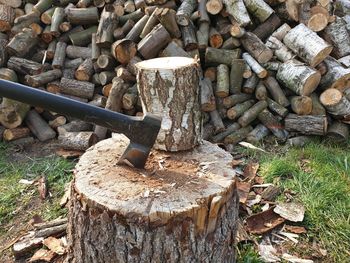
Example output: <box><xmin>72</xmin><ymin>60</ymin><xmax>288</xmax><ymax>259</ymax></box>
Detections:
<box><xmin>243</xmin><ymin>161</ymin><xmax>259</xmax><ymax>182</ymax></box>
<box><xmin>29</xmin><ymin>248</ymin><xmax>56</xmax><ymax>262</ymax></box>
<box><xmin>235</xmin><ymin>219</ymin><xmax>251</xmax><ymax>243</ymax></box>
<box><xmin>274</xmin><ymin>202</ymin><xmax>305</xmax><ymax>222</ymax></box>
<box><xmin>258</xmin><ymin>244</ymin><xmax>280</xmax><ymax>262</ymax></box>
<box><xmin>236</xmin><ymin>181</ymin><xmax>251</xmax><ymax>204</ymax></box>
<box><xmin>43</xmin><ymin>237</ymin><xmax>66</xmax><ymax>255</ymax></box>
<box><xmin>13</xmin><ymin>235</ymin><xmax>44</xmax><ymax>258</ymax></box>
<box><xmin>282</xmin><ymin>253</ymin><xmax>314</xmax><ymax>263</ymax></box>
<box><xmin>284</xmin><ymin>225</ymin><xmax>307</xmax><ymax>234</ymax></box>
<box><xmin>245</xmin><ymin>207</ymin><xmax>285</xmax><ymax>234</ymax></box>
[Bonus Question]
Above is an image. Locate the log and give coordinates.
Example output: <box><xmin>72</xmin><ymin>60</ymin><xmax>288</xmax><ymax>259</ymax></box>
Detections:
<box><xmin>290</xmin><ymin>96</ymin><xmax>312</xmax><ymax>115</ymax></box>
<box><xmin>89</xmin><ymin>94</ymin><xmax>107</xmax><ymax>108</ymax></box>
<box><xmin>57</xmin><ymin>120</ymin><xmax>93</xmax><ymax>135</ymax></box>
<box><xmin>6</xmin><ymin>28</ymin><xmax>38</xmax><ymax>57</ymax></box>
<box><xmin>25</xmin><ymin>110</ymin><xmax>56</xmax><ymax>142</ymax></box>
<box><xmin>216</xmin><ymin>64</ymin><xmax>229</xmax><ymax>97</ymax></box>
<box><xmin>119</xmin><ymin>9</ymin><xmax>144</xmax><ymax>25</ymax></box>
<box><xmin>287</xmin><ymin>135</ymin><xmax>313</xmax><ymax>146</ymax></box>
<box><xmin>32</xmin><ymin>0</ymin><xmax>53</xmax><ymax>14</ymax></box>
<box><xmin>200</xmin><ymin>77</ymin><xmax>216</xmax><ymax>112</ymax></box>
<box><xmin>105</xmin><ymin>77</ymin><xmax>129</xmax><ymax>112</ymax></box>
<box><xmin>52</xmin><ymin>41</ymin><xmax>67</xmax><ymax>69</ymax></box>
<box><xmin>116</xmin><ymin>67</ymin><xmax>136</xmax><ymax>83</ymax></box>
<box><xmin>3</xmin><ymin>127</ymin><xmax>31</xmax><ymax>142</ymax></box>
<box><xmin>157</xmin><ymin>8</ymin><xmax>181</xmax><ymax>38</ymax></box>
<box><xmin>96</xmin><ymin>7</ymin><xmax>118</xmax><ymax>48</ymax></box>
<box><xmin>160</xmin><ymin>41</ymin><xmax>190</xmax><ymax>57</ymax></box>
<box><xmin>69</xmin><ymin>25</ymin><xmax>97</xmax><ymax>46</ymax></box>
<box><xmin>137</xmin><ymin>57</ymin><xmax>200</xmax><ymax>151</ymax></box>
<box><xmin>75</xmin><ymin>58</ymin><xmax>94</xmax><ymax>81</ymax></box>
<box><xmin>60</xmin><ymin>22</ymin><xmax>72</xmax><ymax>32</ymax></box>
<box><xmin>50</xmin><ymin>7</ymin><xmax>64</xmax><ymax>37</ymax></box>
<box><xmin>125</xmin><ymin>14</ymin><xmax>149</xmax><ymax>42</ymax></box>
<box><xmin>66</xmin><ymin>45</ymin><xmax>91</xmax><ymax>59</ymax></box>
<box><xmin>283</xmin><ymin>23</ymin><xmax>333</xmax><ymax>67</ymax></box>
<box><xmin>284</xmin><ymin>114</ymin><xmax>328</xmax><ymax>135</ymax></box>
<box><xmin>211</xmin><ymin>123</ymin><xmax>240</xmax><ymax>143</ymax></box>
<box><xmin>264</xmin><ymin>76</ymin><xmax>290</xmax><ymax>107</ymax></box>
<box><xmin>58</xmin><ymin>131</ymin><xmax>97</xmax><ymax>151</ymax></box>
<box><xmin>60</xmin><ymin>78</ymin><xmax>95</xmax><ymax>99</ymax></box>
<box><xmin>308</xmin><ymin>6</ymin><xmax>329</xmax><ymax>32</ymax></box>
<box><xmin>7</xmin><ymin>57</ymin><xmax>43</xmax><ymax>75</ymax></box>
<box><xmin>221</xmin><ymin>37</ymin><xmax>240</xmax><ymax>49</ymax></box>
<box><xmin>62</xmin><ymin>68</ymin><xmax>75</xmax><ymax>79</ymax></box>
<box><xmin>209</xmin><ymin>27</ymin><xmax>223</xmax><ymax>48</ymax></box>
<box><xmin>96</xmin><ymin>54</ymin><xmax>117</xmax><ymax>71</ymax></box>
<box><xmin>66</xmin><ymin>7</ymin><xmax>99</xmax><ymax>25</ymax></box>
<box><xmin>241</xmin><ymin>32</ymin><xmax>273</xmax><ymax>64</ymax></box>
<box><xmin>229</xmin><ymin>59</ymin><xmax>245</xmax><ymax>94</ymax></box>
<box><xmin>238</xmin><ymin>100</ymin><xmax>268</xmax><ymax>127</ymax></box>
<box><xmin>242</xmin><ymin>73</ymin><xmax>258</xmax><ymax>94</ymax></box>
<box><xmin>243</xmin><ymin>0</ymin><xmax>274</xmax><ymax>22</ymax></box>
<box><xmin>205</xmin><ymin>47</ymin><xmax>241</xmax><ymax>66</ymax></box>
<box><xmin>0</xmin><ymin>125</ymin><xmax>4</xmax><ymax>141</ymax></box>
<box><xmin>319</xmin><ymin>57</ymin><xmax>350</xmax><ymax>91</ymax></box>
<box><xmin>223</xmin><ymin>93</ymin><xmax>252</xmax><ymax>108</ymax></box>
<box><xmin>111</xmin><ymin>39</ymin><xmax>137</xmax><ymax>64</ymax></box>
<box><xmin>320</xmin><ymin>88</ymin><xmax>350</xmax><ymax>119</ymax></box>
<box><xmin>91</xmin><ymin>33</ymin><xmax>100</xmax><ymax>62</ymax></box>
<box><xmin>267</xmin><ymin>98</ymin><xmax>289</xmax><ymax>117</ymax></box>
<box><xmin>59</xmin><ymin>25</ymin><xmax>84</xmax><ymax>43</ymax></box>
<box><xmin>0</xmin><ymin>36</ymin><xmax>7</xmax><ymax>67</ymax></box>
<box><xmin>204</xmin><ymin>67</ymin><xmax>217</xmax><ymax>82</ymax></box>
<box><xmin>99</xmin><ymin>71</ymin><xmax>115</xmax><ymax>85</ymax></box>
<box><xmin>140</xmin><ymin>8</ymin><xmax>159</xmax><ymax>39</ymax></box>
<box><xmin>271</xmin><ymin>23</ymin><xmax>291</xmax><ymax>41</ymax></box>
<box><xmin>265</xmin><ymin>36</ymin><xmax>294</xmax><ymax>62</ymax></box>
<box><xmin>181</xmin><ymin>21</ymin><xmax>198</xmax><ymax>51</ymax></box>
<box><xmin>68</xmin><ymin>136</ymin><xmax>238</xmax><ymax>262</ymax></box>
<box><xmin>246</xmin><ymin>124</ymin><xmax>270</xmax><ymax>143</ymax></box>
<box><xmin>127</xmin><ymin>56</ymin><xmax>142</xmax><ymax>76</ymax></box>
<box><xmin>122</xmin><ymin>90</ymin><xmax>138</xmax><ymax>110</ymax></box>
<box><xmin>49</xmin><ymin>116</ymin><xmax>67</xmax><ymax>129</ymax></box>
<box><xmin>276</xmin><ymin>60</ymin><xmax>321</xmax><ymax>96</ymax></box>
<box><xmin>227</xmin><ymin>100</ymin><xmax>255</xmax><ymax>120</ymax></box>
<box><xmin>252</xmin><ymin>14</ymin><xmax>282</xmax><ymax>41</ymax></box>
<box><xmin>223</xmin><ymin>0</ymin><xmax>251</xmax><ymax>26</ymax></box>
<box><xmin>326</xmin><ymin>121</ymin><xmax>349</xmax><ymax>142</ymax></box>
<box><xmin>0</xmin><ymin>4</ymin><xmax>15</xmax><ymax>32</ymax></box>
<box><xmin>210</xmin><ymin>109</ymin><xmax>225</xmax><ymax>134</ymax></box>
<box><xmin>322</xmin><ymin>16</ymin><xmax>350</xmax><ymax>59</ymax></box>
<box><xmin>242</xmin><ymin>53</ymin><xmax>267</xmax><ymax>79</ymax></box>
<box><xmin>310</xmin><ymin>93</ymin><xmax>326</xmax><ymax>116</ymax></box>
<box><xmin>25</xmin><ymin>69</ymin><xmax>62</xmax><ymax>88</ymax></box>
<box><xmin>0</xmin><ymin>0</ymin><xmax>21</xmax><ymax>8</ymax></box>
<box><xmin>255</xmin><ymin>81</ymin><xmax>268</xmax><ymax>100</ymax></box>
<box><xmin>137</xmin><ymin>24</ymin><xmax>171</xmax><ymax>59</ymax></box>
<box><xmin>176</xmin><ymin>0</ymin><xmax>197</xmax><ymax>26</ymax></box>
<box><xmin>113</xmin><ymin>19</ymin><xmax>134</xmax><ymax>39</ymax></box>
<box><xmin>258</xmin><ymin>109</ymin><xmax>288</xmax><ymax>139</ymax></box>
<box><xmin>224</xmin><ymin>126</ymin><xmax>253</xmax><ymax>144</ymax></box>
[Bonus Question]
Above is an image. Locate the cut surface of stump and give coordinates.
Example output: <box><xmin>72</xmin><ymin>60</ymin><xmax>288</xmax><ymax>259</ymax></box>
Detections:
<box><xmin>136</xmin><ymin>57</ymin><xmax>201</xmax><ymax>151</ymax></box>
<box><xmin>68</xmin><ymin>135</ymin><xmax>238</xmax><ymax>263</ymax></box>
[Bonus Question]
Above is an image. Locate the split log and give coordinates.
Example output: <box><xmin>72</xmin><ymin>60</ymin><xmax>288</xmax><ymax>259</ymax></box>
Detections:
<box><xmin>338</xmin><ymin>55</ymin><xmax>350</xmax><ymax>68</ymax></box>
<box><xmin>58</xmin><ymin>131</ymin><xmax>97</xmax><ymax>151</ymax></box>
<box><xmin>242</xmin><ymin>53</ymin><xmax>267</xmax><ymax>78</ymax></box>
<box><xmin>176</xmin><ymin>0</ymin><xmax>197</xmax><ymax>26</ymax></box>
<box><xmin>25</xmin><ymin>69</ymin><xmax>62</xmax><ymax>88</ymax></box>
<box><xmin>319</xmin><ymin>56</ymin><xmax>350</xmax><ymax>90</ymax></box>
<box><xmin>7</xmin><ymin>57</ymin><xmax>43</xmax><ymax>75</ymax></box>
<box><xmin>205</xmin><ymin>47</ymin><xmax>241</xmax><ymax>66</ymax></box>
<box><xmin>246</xmin><ymin>124</ymin><xmax>270</xmax><ymax>143</ymax></box>
<box><xmin>210</xmin><ymin>109</ymin><xmax>225</xmax><ymax>134</ymax></box>
<box><xmin>68</xmin><ymin>136</ymin><xmax>238</xmax><ymax>262</ymax></box>
<box><xmin>200</xmin><ymin>77</ymin><xmax>216</xmax><ymax>112</ymax></box>
<box><xmin>255</xmin><ymin>81</ymin><xmax>268</xmax><ymax>100</ymax></box>
<box><xmin>60</xmin><ymin>78</ymin><xmax>95</xmax><ymax>99</ymax></box>
<box><xmin>326</xmin><ymin>121</ymin><xmax>349</xmax><ymax>142</ymax></box>
<box><xmin>284</xmin><ymin>114</ymin><xmax>328</xmax><ymax>135</ymax></box>
<box><xmin>6</xmin><ymin>28</ymin><xmax>38</xmax><ymax>57</ymax></box>
<box><xmin>224</xmin><ymin>126</ymin><xmax>253</xmax><ymax>144</ymax></box>
<box><xmin>140</xmin><ymin>8</ymin><xmax>159</xmax><ymax>39</ymax></box>
<box><xmin>216</xmin><ymin>64</ymin><xmax>229</xmax><ymax>97</ymax></box>
<box><xmin>137</xmin><ymin>57</ymin><xmax>200</xmax><ymax>151</ymax></box>
<box><xmin>211</xmin><ymin>123</ymin><xmax>241</xmax><ymax>143</ymax></box>
<box><xmin>238</xmin><ymin>100</ymin><xmax>268</xmax><ymax>127</ymax></box>
<box><xmin>283</xmin><ymin>23</ymin><xmax>333</xmax><ymax>67</ymax></box>
<box><xmin>290</xmin><ymin>96</ymin><xmax>312</xmax><ymax>115</ymax></box>
<box><xmin>66</xmin><ymin>46</ymin><xmax>91</xmax><ymax>59</ymax></box>
<box><xmin>276</xmin><ymin>60</ymin><xmax>321</xmax><ymax>96</ymax></box>
<box><xmin>122</xmin><ymin>89</ymin><xmax>138</xmax><ymax>110</ymax></box>
<box><xmin>229</xmin><ymin>59</ymin><xmax>245</xmax><ymax>94</ymax></box>
<box><xmin>242</xmin><ymin>74</ymin><xmax>258</xmax><ymax>94</ymax></box>
<box><xmin>241</xmin><ymin>32</ymin><xmax>273</xmax><ymax>64</ymax></box>
<box><xmin>252</xmin><ymin>14</ymin><xmax>282</xmax><ymax>41</ymax></box>
<box><xmin>66</xmin><ymin>7</ymin><xmax>99</xmax><ymax>25</ymax></box>
<box><xmin>138</xmin><ymin>24</ymin><xmax>171</xmax><ymax>59</ymax></box>
<box><xmin>112</xmin><ymin>39</ymin><xmax>137</xmax><ymax>64</ymax></box>
<box><xmin>322</xmin><ymin>16</ymin><xmax>350</xmax><ymax>59</ymax></box>
<box><xmin>320</xmin><ymin>88</ymin><xmax>350</xmax><ymax>119</ymax></box>
<box><xmin>96</xmin><ymin>7</ymin><xmax>118</xmax><ymax>48</ymax></box>
<box><xmin>75</xmin><ymin>58</ymin><xmax>94</xmax><ymax>81</ymax></box>
<box><xmin>3</xmin><ymin>127</ymin><xmax>31</xmax><ymax>142</ymax></box>
<box><xmin>125</xmin><ymin>14</ymin><xmax>149</xmax><ymax>42</ymax></box>
<box><xmin>0</xmin><ymin>4</ymin><xmax>15</xmax><ymax>32</ymax></box>
<box><xmin>25</xmin><ymin>110</ymin><xmax>56</xmax><ymax>142</ymax></box>
<box><xmin>243</xmin><ymin>0</ymin><xmax>274</xmax><ymax>22</ymax></box>
<box><xmin>223</xmin><ymin>93</ymin><xmax>252</xmax><ymax>108</ymax></box>
<box><xmin>157</xmin><ymin>8</ymin><xmax>181</xmax><ymax>38</ymax></box>
<box><xmin>264</xmin><ymin>76</ymin><xmax>290</xmax><ymax>107</ymax></box>
<box><xmin>52</xmin><ymin>42</ymin><xmax>67</xmax><ymax>69</ymax></box>
<box><xmin>222</xmin><ymin>0</ymin><xmax>251</xmax><ymax>26</ymax></box>
<box><xmin>227</xmin><ymin>100</ymin><xmax>255</xmax><ymax>120</ymax></box>
<box><xmin>57</xmin><ymin>120</ymin><xmax>93</xmax><ymax>135</ymax></box>
<box><xmin>267</xmin><ymin>98</ymin><xmax>289</xmax><ymax>117</ymax></box>
<box><xmin>258</xmin><ymin>109</ymin><xmax>288</xmax><ymax>139</ymax></box>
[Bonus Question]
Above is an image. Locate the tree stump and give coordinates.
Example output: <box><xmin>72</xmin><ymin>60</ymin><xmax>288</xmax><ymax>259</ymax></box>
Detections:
<box><xmin>136</xmin><ymin>57</ymin><xmax>201</xmax><ymax>151</ymax></box>
<box><xmin>68</xmin><ymin>135</ymin><xmax>238</xmax><ymax>263</ymax></box>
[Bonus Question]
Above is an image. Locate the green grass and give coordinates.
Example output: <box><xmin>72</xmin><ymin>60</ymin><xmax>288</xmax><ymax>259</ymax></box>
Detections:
<box><xmin>239</xmin><ymin>141</ymin><xmax>350</xmax><ymax>262</ymax></box>
<box><xmin>0</xmin><ymin>142</ymin><xmax>74</xmax><ymax>232</ymax></box>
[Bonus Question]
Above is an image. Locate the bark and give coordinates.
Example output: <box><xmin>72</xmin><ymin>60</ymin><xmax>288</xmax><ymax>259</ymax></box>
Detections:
<box><xmin>264</xmin><ymin>76</ymin><xmax>290</xmax><ymax>107</ymax></box>
<box><xmin>284</xmin><ymin>114</ymin><xmax>328</xmax><ymax>135</ymax></box>
<box><xmin>105</xmin><ymin>78</ymin><xmax>130</xmax><ymax>112</ymax></box>
<box><xmin>119</xmin><ymin>9</ymin><xmax>144</xmax><ymax>25</ymax></box>
<box><xmin>276</xmin><ymin>60</ymin><xmax>321</xmax><ymax>96</ymax></box>
<box><xmin>267</xmin><ymin>98</ymin><xmax>289</xmax><ymax>117</ymax></box>
<box><xmin>12</xmin><ymin>12</ymin><xmax>40</xmax><ymax>35</ymax></box>
<box><xmin>200</xmin><ymin>77</ymin><xmax>216</xmax><ymax>112</ymax></box>
<box><xmin>58</xmin><ymin>131</ymin><xmax>98</xmax><ymax>151</ymax></box>
<box><xmin>96</xmin><ymin>7</ymin><xmax>118</xmax><ymax>48</ymax></box>
<box><xmin>25</xmin><ymin>110</ymin><xmax>56</xmax><ymax>142</ymax></box>
<box><xmin>137</xmin><ymin>24</ymin><xmax>171</xmax><ymax>59</ymax></box>
<box><xmin>59</xmin><ymin>26</ymin><xmax>84</xmax><ymax>43</ymax></box>
<box><xmin>6</xmin><ymin>28</ymin><xmax>38</xmax><ymax>57</ymax></box>
<box><xmin>320</xmin><ymin>88</ymin><xmax>350</xmax><ymax>119</ymax></box>
<box><xmin>222</xmin><ymin>0</ymin><xmax>251</xmax><ymax>26</ymax></box>
<box><xmin>211</xmin><ymin>123</ymin><xmax>240</xmax><ymax>143</ymax></box>
<box><xmin>326</xmin><ymin>121</ymin><xmax>349</xmax><ymax>142</ymax></box>
<box><xmin>75</xmin><ymin>58</ymin><xmax>94</xmax><ymax>81</ymax></box>
<box><xmin>3</xmin><ymin>127</ymin><xmax>31</xmax><ymax>142</ymax></box>
<box><xmin>176</xmin><ymin>0</ymin><xmax>197</xmax><ymax>26</ymax></box>
<box><xmin>0</xmin><ymin>4</ymin><xmax>15</xmax><ymax>32</ymax></box>
<box><xmin>242</xmin><ymin>53</ymin><xmax>267</xmax><ymax>78</ymax></box>
<box><xmin>246</xmin><ymin>124</ymin><xmax>270</xmax><ymax>143</ymax></box>
<box><xmin>319</xmin><ymin>56</ymin><xmax>350</xmax><ymax>90</ymax></box>
<box><xmin>229</xmin><ymin>59</ymin><xmax>245</xmax><ymax>94</ymax></box>
<box><xmin>60</xmin><ymin>78</ymin><xmax>95</xmax><ymax>99</ymax></box>
<box><xmin>223</xmin><ymin>126</ymin><xmax>253</xmax><ymax>144</ymax></box>
<box><xmin>112</xmin><ymin>39</ymin><xmax>137</xmax><ymax>64</ymax></box>
<box><xmin>137</xmin><ymin>57</ymin><xmax>200</xmax><ymax>151</ymax></box>
<box><xmin>0</xmin><ymin>37</ymin><xmax>7</xmax><ymax>67</ymax></box>
<box><xmin>223</xmin><ymin>93</ymin><xmax>252</xmax><ymax>108</ymax></box>
<box><xmin>25</xmin><ymin>69</ymin><xmax>62</xmax><ymax>87</ymax></box>
<box><xmin>290</xmin><ymin>96</ymin><xmax>312</xmax><ymax>115</ymax></box>
<box><xmin>258</xmin><ymin>109</ymin><xmax>288</xmax><ymax>139</ymax></box>
<box><xmin>68</xmin><ymin>137</ymin><xmax>238</xmax><ymax>263</ymax></box>
<box><xmin>243</xmin><ymin>0</ymin><xmax>274</xmax><ymax>22</ymax></box>
<box><xmin>241</xmin><ymin>32</ymin><xmax>273</xmax><ymax>64</ymax></box>
<box><xmin>252</xmin><ymin>14</ymin><xmax>282</xmax><ymax>41</ymax></box>
<box><xmin>66</xmin><ymin>45</ymin><xmax>91</xmax><ymax>59</ymax></box>
<box><xmin>66</xmin><ymin>7</ymin><xmax>99</xmax><ymax>25</ymax></box>
<box><xmin>127</xmin><ymin>56</ymin><xmax>142</xmax><ymax>76</ymax></box>
<box><xmin>238</xmin><ymin>100</ymin><xmax>268</xmax><ymax>127</ymax></box>
<box><xmin>227</xmin><ymin>100</ymin><xmax>255</xmax><ymax>120</ymax></box>
<box><xmin>205</xmin><ymin>47</ymin><xmax>241</xmax><ymax>66</ymax></box>
<box><xmin>0</xmin><ymin>0</ymin><xmax>21</xmax><ymax>8</ymax></box>
<box><xmin>283</xmin><ymin>23</ymin><xmax>333</xmax><ymax>67</ymax></box>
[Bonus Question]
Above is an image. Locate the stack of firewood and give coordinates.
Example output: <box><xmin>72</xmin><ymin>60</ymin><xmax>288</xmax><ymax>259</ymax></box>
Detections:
<box><xmin>0</xmin><ymin>0</ymin><xmax>349</xmax><ymax>151</ymax></box>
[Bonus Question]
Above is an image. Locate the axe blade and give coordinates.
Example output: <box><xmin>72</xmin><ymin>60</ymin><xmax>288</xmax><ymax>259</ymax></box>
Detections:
<box><xmin>117</xmin><ymin>141</ymin><xmax>151</xmax><ymax>168</ymax></box>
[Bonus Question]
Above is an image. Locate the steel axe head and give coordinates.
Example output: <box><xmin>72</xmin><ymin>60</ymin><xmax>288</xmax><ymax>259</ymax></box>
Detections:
<box><xmin>117</xmin><ymin>113</ymin><xmax>162</xmax><ymax>169</ymax></box>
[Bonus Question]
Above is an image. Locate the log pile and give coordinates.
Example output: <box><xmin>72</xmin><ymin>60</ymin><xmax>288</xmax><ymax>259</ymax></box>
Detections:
<box><xmin>0</xmin><ymin>0</ymin><xmax>349</xmax><ymax>152</ymax></box>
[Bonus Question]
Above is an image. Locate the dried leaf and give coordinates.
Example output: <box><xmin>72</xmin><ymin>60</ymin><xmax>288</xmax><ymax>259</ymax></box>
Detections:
<box><xmin>29</xmin><ymin>248</ymin><xmax>56</xmax><ymax>262</ymax></box>
<box><xmin>237</xmin><ymin>181</ymin><xmax>251</xmax><ymax>204</ymax></box>
<box><xmin>38</xmin><ymin>176</ymin><xmax>48</xmax><ymax>200</ymax></box>
<box><xmin>246</xmin><ymin>207</ymin><xmax>286</xmax><ymax>234</ymax></box>
<box><xmin>235</xmin><ymin>219</ymin><xmax>251</xmax><ymax>243</ymax></box>
<box><xmin>56</xmin><ymin>149</ymin><xmax>84</xmax><ymax>159</ymax></box>
<box><xmin>243</xmin><ymin>162</ymin><xmax>259</xmax><ymax>182</ymax></box>
<box><xmin>282</xmin><ymin>253</ymin><xmax>314</xmax><ymax>263</ymax></box>
<box><xmin>274</xmin><ymin>202</ymin><xmax>305</xmax><ymax>222</ymax></box>
<box><xmin>59</xmin><ymin>182</ymin><xmax>72</xmax><ymax>208</ymax></box>
<box><xmin>284</xmin><ymin>225</ymin><xmax>307</xmax><ymax>234</ymax></box>
<box><xmin>43</xmin><ymin>237</ymin><xmax>65</xmax><ymax>255</ymax></box>
<box><xmin>258</xmin><ymin>244</ymin><xmax>280</xmax><ymax>262</ymax></box>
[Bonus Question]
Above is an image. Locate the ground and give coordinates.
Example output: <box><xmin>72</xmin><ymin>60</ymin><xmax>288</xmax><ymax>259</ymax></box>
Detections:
<box><xmin>0</xmin><ymin>138</ymin><xmax>349</xmax><ymax>262</ymax></box>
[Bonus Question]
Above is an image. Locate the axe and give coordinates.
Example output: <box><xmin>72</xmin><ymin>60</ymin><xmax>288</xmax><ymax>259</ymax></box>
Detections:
<box><xmin>0</xmin><ymin>79</ymin><xmax>161</xmax><ymax>168</ymax></box>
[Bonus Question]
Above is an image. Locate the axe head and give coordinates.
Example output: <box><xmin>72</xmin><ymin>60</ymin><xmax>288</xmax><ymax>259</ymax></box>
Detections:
<box><xmin>117</xmin><ymin>113</ymin><xmax>162</xmax><ymax>169</ymax></box>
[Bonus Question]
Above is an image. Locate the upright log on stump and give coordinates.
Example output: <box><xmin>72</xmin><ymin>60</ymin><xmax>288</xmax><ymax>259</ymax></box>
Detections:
<box><xmin>136</xmin><ymin>57</ymin><xmax>201</xmax><ymax>151</ymax></box>
<box><xmin>68</xmin><ymin>135</ymin><xmax>238</xmax><ymax>262</ymax></box>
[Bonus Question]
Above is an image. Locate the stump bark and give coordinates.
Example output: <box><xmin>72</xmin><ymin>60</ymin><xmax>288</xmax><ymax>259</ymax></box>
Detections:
<box><xmin>68</xmin><ymin>136</ymin><xmax>238</xmax><ymax>263</ymax></box>
<box><xmin>136</xmin><ymin>57</ymin><xmax>201</xmax><ymax>151</ymax></box>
